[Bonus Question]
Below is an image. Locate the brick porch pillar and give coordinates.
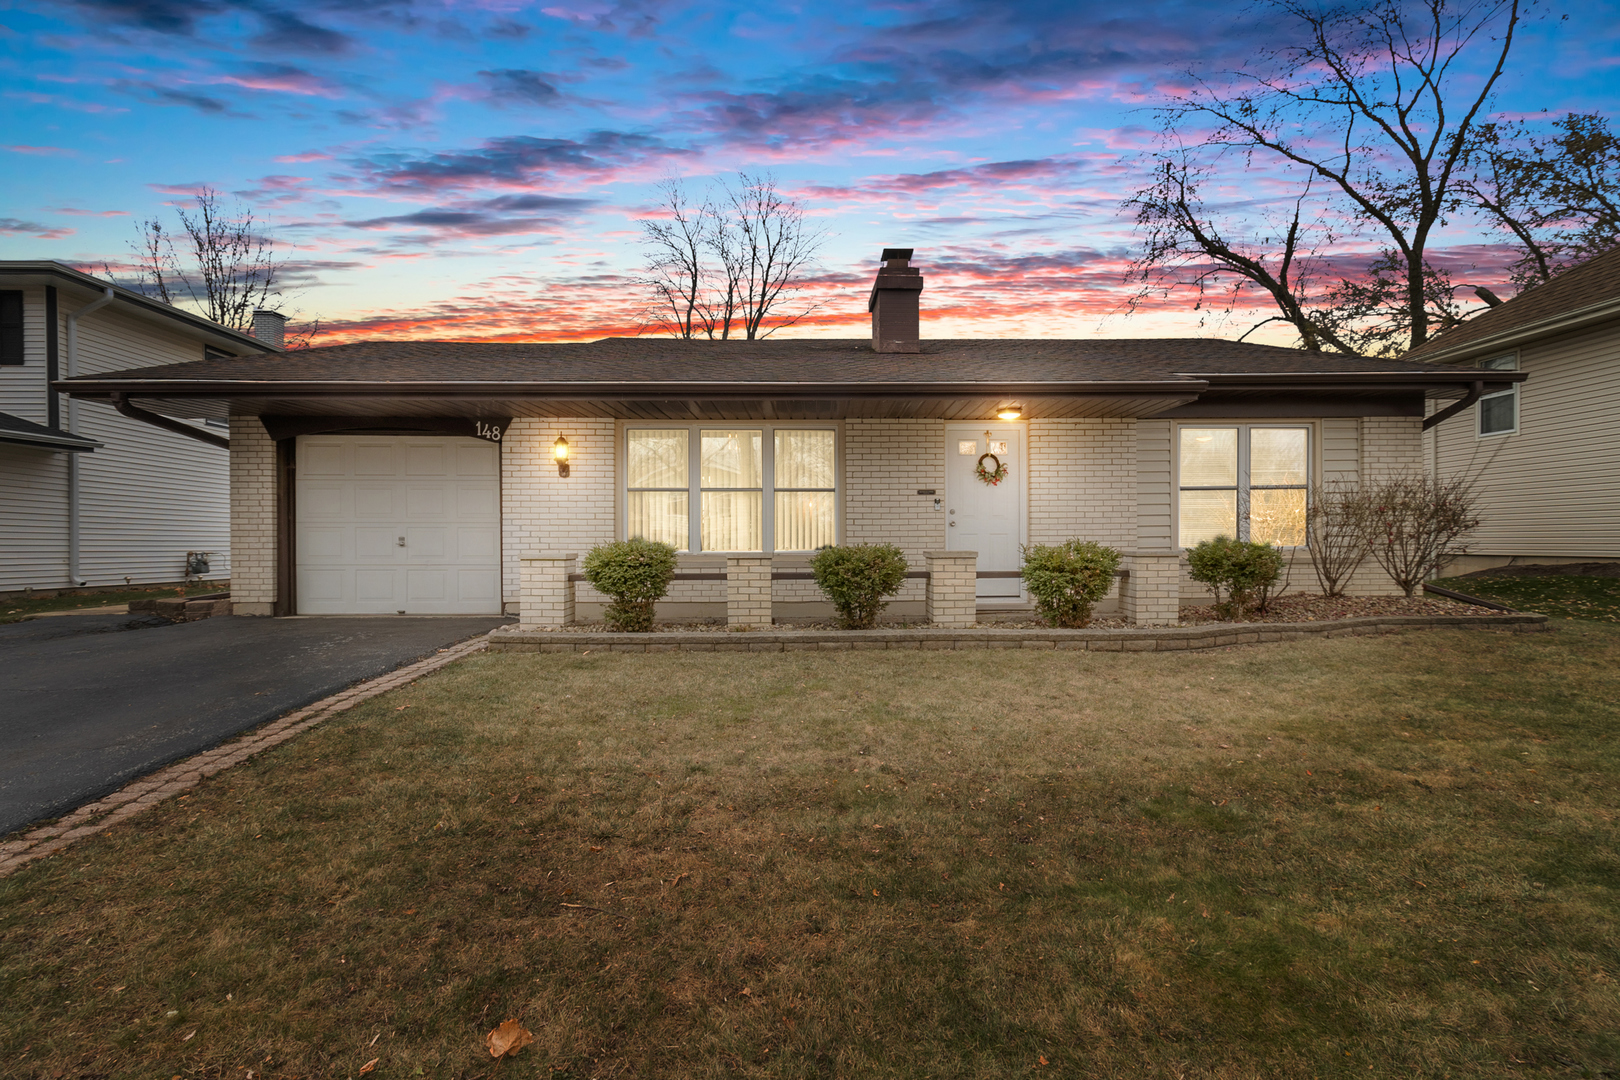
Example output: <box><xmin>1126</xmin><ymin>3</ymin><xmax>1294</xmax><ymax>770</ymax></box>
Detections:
<box><xmin>726</xmin><ymin>556</ymin><xmax>773</xmax><ymax>628</ymax></box>
<box><xmin>925</xmin><ymin>550</ymin><xmax>977</xmax><ymax>628</ymax></box>
<box><xmin>1122</xmin><ymin>553</ymin><xmax>1181</xmax><ymax>626</ymax></box>
<box><xmin>520</xmin><ymin>552</ymin><xmax>576</xmax><ymax>629</ymax></box>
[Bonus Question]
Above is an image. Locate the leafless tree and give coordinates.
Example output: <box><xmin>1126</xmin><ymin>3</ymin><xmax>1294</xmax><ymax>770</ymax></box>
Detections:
<box><xmin>1304</xmin><ymin>480</ymin><xmax>1373</xmax><ymax>596</ymax></box>
<box><xmin>1126</xmin><ymin>0</ymin><xmax>1527</xmax><ymax>353</ymax></box>
<box><xmin>637</xmin><ymin>173</ymin><xmax>826</xmax><ymax>340</ymax></box>
<box><xmin>1364</xmin><ymin>473</ymin><xmax>1481</xmax><ymax>597</ymax></box>
<box><xmin>1463</xmin><ymin>112</ymin><xmax>1620</xmax><ymax>288</ymax></box>
<box><xmin>127</xmin><ymin>187</ymin><xmax>297</xmax><ymax>334</ymax></box>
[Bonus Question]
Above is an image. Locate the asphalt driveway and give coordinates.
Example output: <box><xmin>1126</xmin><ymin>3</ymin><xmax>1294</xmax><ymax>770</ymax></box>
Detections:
<box><xmin>0</xmin><ymin>614</ymin><xmax>508</xmax><ymax>836</ymax></box>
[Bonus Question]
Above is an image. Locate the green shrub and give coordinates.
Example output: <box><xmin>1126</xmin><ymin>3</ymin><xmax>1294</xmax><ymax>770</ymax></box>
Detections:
<box><xmin>1186</xmin><ymin>536</ymin><xmax>1284</xmax><ymax>620</ymax></box>
<box><xmin>581</xmin><ymin>538</ymin><xmax>679</xmax><ymax>632</ymax></box>
<box><xmin>809</xmin><ymin>544</ymin><xmax>909</xmax><ymax>629</ymax></box>
<box><xmin>1021</xmin><ymin>540</ymin><xmax>1123</xmax><ymax>628</ymax></box>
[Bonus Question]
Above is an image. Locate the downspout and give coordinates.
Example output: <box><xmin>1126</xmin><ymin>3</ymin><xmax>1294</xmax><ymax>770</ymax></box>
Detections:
<box><xmin>109</xmin><ymin>393</ymin><xmax>230</xmax><ymax>450</ymax></box>
<box><xmin>64</xmin><ymin>287</ymin><xmax>115</xmax><ymax>585</ymax></box>
<box><xmin>1421</xmin><ymin>380</ymin><xmax>1485</xmax><ymax>432</ymax></box>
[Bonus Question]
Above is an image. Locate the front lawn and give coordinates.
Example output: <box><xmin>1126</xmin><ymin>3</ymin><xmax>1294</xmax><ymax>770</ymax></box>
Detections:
<box><xmin>1435</xmin><ymin>572</ymin><xmax>1620</xmax><ymax>623</ymax></box>
<box><xmin>3</xmin><ymin>623</ymin><xmax>1617</xmax><ymax>1078</ymax></box>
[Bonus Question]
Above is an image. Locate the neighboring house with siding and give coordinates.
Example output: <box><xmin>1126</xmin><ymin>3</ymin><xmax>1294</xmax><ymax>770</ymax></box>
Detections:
<box><xmin>57</xmin><ymin>249</ymin><xmax>1516</xmax><ymax>624</ymax></box>
<box><xmin>0</xmin><ymin>262</ymin><xmax>281</xmax><ymax>594</ymax></box>
<box><xmin>1406</xmin><ymin>246</ymin><xmax>1620</xmax><ymax>572</ymax></box>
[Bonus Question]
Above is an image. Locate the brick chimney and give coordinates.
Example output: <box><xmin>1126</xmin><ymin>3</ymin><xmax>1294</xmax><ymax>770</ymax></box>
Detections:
<box><xmin>869</xmin><ymin>248</ymin><xmax>923</xmax><ymax>353</ymax></box>
<box><xmin>251</xmin><ymin>308</ymin><xmax>287</xmax><ymax>349</ymax></box>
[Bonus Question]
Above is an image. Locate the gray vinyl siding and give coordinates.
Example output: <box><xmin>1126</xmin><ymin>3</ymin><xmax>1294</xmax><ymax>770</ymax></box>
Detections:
<box><xmin>1321</xmin><ymin>417</ymin><xmax>1358</xmax><ymax>481</ymax></box>
<box><xmin>1431</xmin><ymin>320</ymin><xmax>1620</xmax><ymax>558</ymax></box>
<box><xmin>1135</xmin><ymin>419</ymin><xmax>1174</xmax><ymax>548</ymax></box>
<box><xmin>0</xmin><ymin>287</ymin><xmax>230</xmax><ymax>590</ymax></box>
<box><xmin>0</xmin><ymin>445</ymin><xmax>69</xmax><ymax>591</ymax></box>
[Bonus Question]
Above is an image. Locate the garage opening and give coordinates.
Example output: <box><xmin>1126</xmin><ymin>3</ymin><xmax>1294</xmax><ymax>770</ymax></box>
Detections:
<box><xmin>294</xmin><ymin>434</ymin><xmax>501</xmax><ymax>615</ymax></box>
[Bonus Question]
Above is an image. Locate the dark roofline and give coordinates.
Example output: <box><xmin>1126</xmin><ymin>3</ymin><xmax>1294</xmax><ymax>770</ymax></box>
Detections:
<box><xmin>1402</xmin><ymin>296</ymin><xmax>1620</xmax><ymax>365</ymax></box>
<box><xmin>0</xmin><ymin>261</ymin><xmax>281</xmax><ymax>357</ymax></box>
<box><xmin>0</xmin><ymin>410</ymin><xmax>102</xmax><ymax>452</ymax></box>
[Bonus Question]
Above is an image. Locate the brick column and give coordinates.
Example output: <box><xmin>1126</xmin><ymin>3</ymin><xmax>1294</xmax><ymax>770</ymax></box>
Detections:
<box><xmin>520</xmin><ymin>553</ymin><xmax>576</xmax><ymax>628</ymax></box>
<box><xmin>1122</xmin><ymin>553</ymin><xmax>1181</xmax><ymax>625</ymax></box>
<box><xmin>229</xmin><ymin>416</ymin><xmax>276</xmax><ymax>616</ymax></box>
<box><xmin>925</xmin><ymin>550</ymin><xmax>977</xmax><ymax>628</ymax></box>
<box><xmin>726</xmin><ymin>556</ymin><xmax>773</xmax><ymax>628</ymax></box>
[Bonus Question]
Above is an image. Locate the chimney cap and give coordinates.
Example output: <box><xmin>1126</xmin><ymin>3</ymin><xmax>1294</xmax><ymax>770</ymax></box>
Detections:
<box><xmin>880</xmin><ymin>248</ymin><xmax>914</xmax><ymax>263</ymax></box>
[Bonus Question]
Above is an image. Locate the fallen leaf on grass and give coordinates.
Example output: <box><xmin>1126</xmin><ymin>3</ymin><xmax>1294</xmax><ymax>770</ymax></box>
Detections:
<box><xmin>182</xmin><ymin>1030</ymin><xmax>196</xmax><ymax>1042</ymax></box>
<box><xmin>359</xmin><ymin>1058</ymin><xmax>379</xmax><ymax>1074</ymax></box>
<box><xmin>486</xmin><ymin>1019</ymin><xmax>534</xmax><ymax>1058</ymax></box>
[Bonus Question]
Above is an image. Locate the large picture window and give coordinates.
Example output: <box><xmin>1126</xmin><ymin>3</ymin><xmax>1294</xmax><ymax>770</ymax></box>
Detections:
<box><xmin>625</xmin><ymin>426</ymin><xmax>837</xmax><ymax>552</ymax></box>
<box><xmin>1178</xmin><ymin>426</ymin><xmax>1308</xmax><ymax>548</ymax></box>
<box><xmin>1478</xmin><ymin>354</ymin><xmax>1518</xmax><ymax>436</ymax></box>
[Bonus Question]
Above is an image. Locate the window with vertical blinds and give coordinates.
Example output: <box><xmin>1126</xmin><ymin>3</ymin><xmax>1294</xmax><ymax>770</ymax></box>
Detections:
<box><xmin>624</xmin><ymin>425</ymin><xmax>837</xmax><ymax>552</ymax></box>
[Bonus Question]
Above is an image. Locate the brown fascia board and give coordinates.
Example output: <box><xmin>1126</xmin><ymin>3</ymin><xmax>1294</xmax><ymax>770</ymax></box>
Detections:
<box><xmin>57</xmin><ymin>377</ymin><xmax>1213</xmax><ymax>400</ymax></box>
<box><xmin>1402</xmin><ymin>297</ymin><xmax>1620</xmax><ymax>366</ymax></box>
<box><xmin>1185</xmin><ymin>370</ymin><xmax>1527</xmax><ymax>394</ymax></box>
<box><xmin>0</xmin><ymin>261</ymin><xmax>279</xmax><ymax>357</ymax></box>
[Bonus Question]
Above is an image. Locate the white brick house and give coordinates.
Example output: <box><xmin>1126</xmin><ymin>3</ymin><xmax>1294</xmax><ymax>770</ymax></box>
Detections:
<box><xmin>59</xmin><ymin>250</ymin><xmax>1519</xmax><ymax>623</ymax></box>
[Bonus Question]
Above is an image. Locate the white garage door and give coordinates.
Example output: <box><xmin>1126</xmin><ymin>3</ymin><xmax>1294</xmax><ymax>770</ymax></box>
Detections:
<box><xmin>295</xmin><ymin>435</ymin><xmax>501</xmax><ymax>615</ymax></box>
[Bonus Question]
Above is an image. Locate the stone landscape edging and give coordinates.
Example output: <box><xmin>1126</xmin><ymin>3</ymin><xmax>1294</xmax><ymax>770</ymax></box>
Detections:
<box><xmin>0</xmin><ymin>634</ymin><xmax>491</xmax><ymax>879</ymax></box>
<box><xmin>487</xmin><ymin>611</ymin><xmax>1548</xmax><ymax>653</ymax></box>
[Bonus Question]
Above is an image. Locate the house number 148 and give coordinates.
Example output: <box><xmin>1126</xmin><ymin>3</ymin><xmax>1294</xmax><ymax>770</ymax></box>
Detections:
<box><xmin>475</xmin><ymin>421</ymin><xmax>503</xmax><ymax>441</ymax></box>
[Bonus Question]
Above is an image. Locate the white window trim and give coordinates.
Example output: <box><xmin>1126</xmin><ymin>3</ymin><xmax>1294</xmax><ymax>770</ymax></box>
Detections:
<box><xmin>1476</xmin><ymin>352</ymin><xmax>1519</xmax><ymax>439</ymax></box>
<box><xmin>619</xmin><ymin>421</ymin><xmax>843</xmax><ymax>554</ymax></box>
<box><xmin>1173</xmin><ymin>422</ymin><xmax>1315</xmax><ymax>549</ymax></box>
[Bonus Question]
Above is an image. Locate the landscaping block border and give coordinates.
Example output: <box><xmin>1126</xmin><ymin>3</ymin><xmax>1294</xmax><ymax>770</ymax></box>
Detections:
<box><xmin>486</xmin><ymin>612</ymin><xmax>1548</xmax><ymax>654</ymax></box>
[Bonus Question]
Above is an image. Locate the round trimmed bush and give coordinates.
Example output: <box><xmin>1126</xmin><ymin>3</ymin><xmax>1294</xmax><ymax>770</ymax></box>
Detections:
<box><xmin>1186</xmin><ymin>535</ymin><xmax>1284</xmax><ymax>620</ymax></box>
<box><xmin>581</xmin><ymin>538</ymin><xmax>679</xmax><ymax>632</ymax></box>
<box><xmin>1021</xmin><ymin>540</ymin><xmax>1124</xmax><ymax>628</ymax></box>
<box><xmin>809</xmin><ymin>544</ymin><xmax>909</xmax><ymax>629</ymax></box>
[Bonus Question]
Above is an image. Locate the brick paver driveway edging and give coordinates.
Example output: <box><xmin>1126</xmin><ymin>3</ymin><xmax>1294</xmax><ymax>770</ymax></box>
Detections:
<box><xmin>485</xmin><ymin>612</ymin><xmax>1549</xmax><ymax>653</ymax></box>
<box><xmin>0</xmin><ymin>635</ymin><xmax>488</xmax><ymax>879</ymax></box>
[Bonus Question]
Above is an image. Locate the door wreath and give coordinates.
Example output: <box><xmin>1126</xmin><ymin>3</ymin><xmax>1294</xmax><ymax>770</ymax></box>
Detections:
<box><xmin>975</xmin><ymin>453</ymin><xmax>1009</xmax><ymax>486</ymax></box>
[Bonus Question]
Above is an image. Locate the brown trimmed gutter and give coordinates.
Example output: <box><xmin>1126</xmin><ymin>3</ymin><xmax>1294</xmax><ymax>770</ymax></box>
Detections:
<box><xmin>1421</xmin><ymin>380</ymin><xmax>1484</xmax><ymax>431</ymax></box>
<box><xmin>110</xmin><ymin>393</ymin><xmax>229</xmax><ymax>450</ymax></box>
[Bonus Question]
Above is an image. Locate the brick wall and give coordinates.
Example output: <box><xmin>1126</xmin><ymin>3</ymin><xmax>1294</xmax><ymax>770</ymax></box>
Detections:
<box><xmin>1028</xmin><ymin>418</ymin><xmax>1136</xmax><ymax>547</ymax></box>
<box><xmin>843</xmin><ymin>419</ymin><xmax>947</xmax><ymax>602</ymax></box>
<box><xmin>229</xmin><ymin>416</ymin><xmax>276</xmax><ymax>615</ymax></box>
<box><xmin>501</xmin><ymin>418</ymin><xmax>617</xmax><ymax>610</ymax></box>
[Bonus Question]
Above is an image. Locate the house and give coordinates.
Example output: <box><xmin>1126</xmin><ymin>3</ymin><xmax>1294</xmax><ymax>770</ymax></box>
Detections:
<box><xmin>0</xmin><ymin>262</ymin><xmax>281</xmax><ymax>595</ymax></box>
<box><xmin>1406</xmin><ymin>246</ymin><xmax>1620</xmax><ymax>573</ymax></box>
<box><xmin>56</xmin><ymin>249</ymin><xmax>1517</xmax><ymax>624</ymax></box>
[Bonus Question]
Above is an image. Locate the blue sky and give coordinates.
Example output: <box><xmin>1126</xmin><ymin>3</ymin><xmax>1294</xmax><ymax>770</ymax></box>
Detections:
<box><xmin>2</xmin><ymin>0</ymin><xmax>1616</xmax><ymax>344</ymax></box>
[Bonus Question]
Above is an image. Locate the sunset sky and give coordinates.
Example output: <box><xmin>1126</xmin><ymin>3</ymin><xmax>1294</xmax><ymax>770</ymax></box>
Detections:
<box><xmin>2</xmin><ymin>0</ymin><xmax>1616</xmax><ymax>346</ymax></box>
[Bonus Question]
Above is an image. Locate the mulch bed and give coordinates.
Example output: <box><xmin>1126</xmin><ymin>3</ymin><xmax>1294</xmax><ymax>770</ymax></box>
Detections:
<box><xmin>1179</xmin><ymin>592</ymin><xmax>1501</xmax><ymax>624</ymax></box>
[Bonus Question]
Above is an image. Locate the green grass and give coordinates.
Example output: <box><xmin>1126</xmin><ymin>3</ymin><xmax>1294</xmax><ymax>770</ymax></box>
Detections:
<box><xmin>1436</xmin><ymin>573</ymin><xmax>1620</xmax><ymax>623</ymax></box>
<box><xmin>3</xmin><ymin>624</ymin><xmax>1618</xmax><ymax>1078</ymax></box>
<box><xmin>0</xmin><ymin>584</ymin><xmax>227</xmax><ymax>624</ymax></box>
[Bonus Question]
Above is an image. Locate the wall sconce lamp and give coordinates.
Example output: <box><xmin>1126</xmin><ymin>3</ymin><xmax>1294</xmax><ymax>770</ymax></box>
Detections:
<box><xmin>996</xmin><ymin>405</ymin><xmax>1023</xmax><ymax>421</ymax></box>
<box><xmin>552</xmin><ymin>435</ymin><xmax>570</xmax><ymax>477</ymax></box>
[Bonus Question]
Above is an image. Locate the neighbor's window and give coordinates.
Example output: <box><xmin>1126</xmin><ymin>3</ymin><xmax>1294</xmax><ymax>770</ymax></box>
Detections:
<box><xmin>625</xmin><ymin>426</ymin><xmax>836</xmax><ymax>552</ymax></box>
<box><xmin>1478</xmin><ymin>354</ymin><xmax>1518</xmax><ymax>436</ymax></box>
<box><xmin>1178</xmin><ymin>426</ymin><xmax>1308</xmax><ymax>547</ymax></box>
<box><xmin>0</xmin><ymin>291</ymin><xmax>23</xmax><ymax>366</ymax></box>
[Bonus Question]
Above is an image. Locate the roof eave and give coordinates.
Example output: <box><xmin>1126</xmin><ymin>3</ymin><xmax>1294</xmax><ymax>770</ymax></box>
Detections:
<box><xmin>1404</xmin><ymin>297</ymin><xmax>1620</xmax><ymax>365</ymax></box>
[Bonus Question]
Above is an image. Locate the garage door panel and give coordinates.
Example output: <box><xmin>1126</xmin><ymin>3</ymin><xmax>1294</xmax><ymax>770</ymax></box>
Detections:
<box><xmin>301</xmin><ymin>484</ymin><xmax>345</xmax><ymax>519</ymax></box>
<box><xmin>296</xmin><ymin>434</ymin><xmax>501</xmax><ymax>615</ymax></box>
<box><xmin>458</xmin><ymin>526</ymin><xmax>498</xmax><ymax>559</ymax></box>
<box><xmin>354</xmin><ymin>485</ymin><xmax>397</xmax><ymax>518</ymax></box>
<box><xmin>406</xmin><ymin>485</ymin><xmax>447</xmax><ymax>518</ymax></box>
<box><xmin>302</xmin><ymin>442</ymin><xmax>345</xmax><ymax>476</ymax></box>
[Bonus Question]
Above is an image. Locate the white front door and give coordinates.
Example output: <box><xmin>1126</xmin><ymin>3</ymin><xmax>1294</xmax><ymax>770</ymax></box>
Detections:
<box><xmin>295</xmin><ymin>435</ymin><xmax>502</xmax><ymax>615</ymax></box>
<box><xmin>945</xmin><ymin>424</ymin><xmax>1025</xmax><ymax>600</ymax></box>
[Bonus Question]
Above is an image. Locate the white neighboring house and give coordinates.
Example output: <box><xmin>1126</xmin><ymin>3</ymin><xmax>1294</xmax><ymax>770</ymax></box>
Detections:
<box><xmin>1407</xmin><ymin>245</ymin><xmax>1620</xmax><ymax>571</ymax></box>
<box><xmin>0</xmin><ymin>262</ymin><xmax>282</xmax><ymax>594</ymax></box>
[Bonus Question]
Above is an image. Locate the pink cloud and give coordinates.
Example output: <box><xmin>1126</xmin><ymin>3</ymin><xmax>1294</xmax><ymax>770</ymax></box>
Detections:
<box><xmin>5</xmin><ymin>144</ymin><xmax>73</xmax><ymax>156</ymax></box>
<box><xmin>274</xmin><ymin>151</ymin><xmax>333</xmax><ymax>163</ymax></box>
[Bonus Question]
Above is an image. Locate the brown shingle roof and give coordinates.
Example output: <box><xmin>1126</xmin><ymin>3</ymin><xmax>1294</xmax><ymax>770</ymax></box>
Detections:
<box><xmin>70</xmin><ymin>336</ymin><xmax>1466</xmax><ymax>387</ymax></box>
<box><xmin>1404</xmin><ymin>246</ymin><xmax>1620</xmax><ymax>363</ymax></box>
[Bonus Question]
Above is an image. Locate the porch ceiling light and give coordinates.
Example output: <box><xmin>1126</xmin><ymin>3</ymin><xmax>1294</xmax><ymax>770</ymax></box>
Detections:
<box><xmin>996</xmin><ymin>405</ymin><xmax>1023</xmax><ymax>421</ymax></box>
<box><xmin>552</xmin><ymin>435</ymin><xmax>570</xmax><ymax>477</ymax></box>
